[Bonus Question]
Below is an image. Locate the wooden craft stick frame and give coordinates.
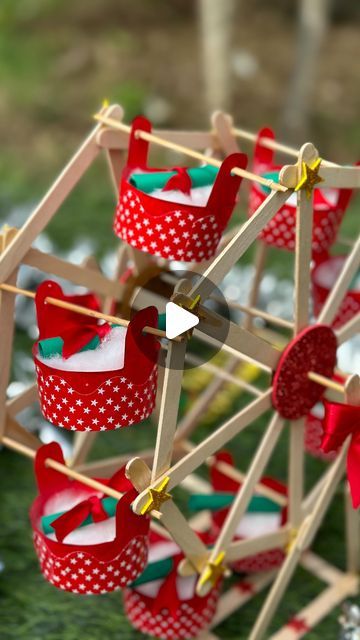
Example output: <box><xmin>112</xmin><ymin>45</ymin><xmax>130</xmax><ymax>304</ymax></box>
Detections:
<box><xmin>0</xmin><ymin>104</ymin><xmax>359</xmax><ymax>640</ymax></box>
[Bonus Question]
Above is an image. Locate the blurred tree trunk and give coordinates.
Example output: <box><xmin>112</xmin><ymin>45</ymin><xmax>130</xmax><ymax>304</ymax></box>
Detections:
<box><xmin>282</xmin><ymin>0</ymin><xmax>332</xmax><ymax>141</ymax></box>
<box><xmin>198</xmin><ymin>0</ymin><xmax>236</xmax><ymax>113</ymax></box>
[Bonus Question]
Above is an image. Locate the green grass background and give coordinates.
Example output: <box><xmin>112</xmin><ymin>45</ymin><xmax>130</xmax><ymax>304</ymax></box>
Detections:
<box><xmin>0</xmin><ymin>2</ymin><xmax>359</xmax><ymax>638</ymax></box>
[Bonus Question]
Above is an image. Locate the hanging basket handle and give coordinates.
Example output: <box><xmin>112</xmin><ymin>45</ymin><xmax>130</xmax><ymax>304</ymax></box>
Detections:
<box><xmin>127</xmin><ymin>115</ymin><xmax>153</xmax><ymax>170</ymax></box>
<box><xmin>253</xmin><ymin>127</ymin><xmax>275</xmax><ymax>170</ymax></box>
<box><xmin>123</xmin><ymin>306</ymin><xmax>160</xmax><ymax>383</ymax></box>
<box><xmin>206</xmin><ymin>152</ymin><xmax>248</xmax><ymax>225</ymax></box>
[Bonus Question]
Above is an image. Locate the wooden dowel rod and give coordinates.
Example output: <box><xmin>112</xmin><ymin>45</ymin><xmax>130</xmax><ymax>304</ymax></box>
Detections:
<box><xmin>2</xmin><ymin>436</ymin><xmax>123</xmax><ymax>500</ymax></box>
<box><xmin>307</xmin><ymin>371</ymin><xmax>345</xmax><ymax>394</ymax></box>
<box><xmin>0</xmin><ymin>282</ymin><xmax>174</xmax><ymax>341</ymax></box>
<box><xmin>210</xmin><ymin>294</ymin><xmax>294</xmax><ymax>330</ymax></box>
<box><xmin>93</xmin><ymin>114</ymin><xmax>288</xmax><ymax>193</ymax></box>
<box><xmin>230</xmin><ymin>126</ymin><xmax>337</xmax><ymax>167</ymax></box>
<box><xmin>3</xmin><ymin>435</ymin><xmax>167</xmax><ymax>537</ymax></box>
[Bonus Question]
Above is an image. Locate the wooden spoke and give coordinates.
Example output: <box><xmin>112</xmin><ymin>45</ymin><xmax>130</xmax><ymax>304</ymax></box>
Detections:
<box><xmin>132</xmin><ymin>390</ymin><xmax>273</xmax><ymax>515</ymax></box>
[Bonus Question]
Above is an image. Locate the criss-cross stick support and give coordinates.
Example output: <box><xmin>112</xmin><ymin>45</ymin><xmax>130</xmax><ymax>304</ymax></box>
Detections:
<box><xmin>195</xmin><ymin>411</ymin><xmax>284</xmax><ymax>596</ymax></box>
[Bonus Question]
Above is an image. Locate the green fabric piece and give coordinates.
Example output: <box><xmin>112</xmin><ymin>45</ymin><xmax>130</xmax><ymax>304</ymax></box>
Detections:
<box><xmin>158</xmin><ymin>313</ymin><xmax>166</xmax><ymax>331</ymax></box>
<box><xmin>38</xmin><ymin>334</ymin><xmax>100</xmax><ymax>359</ymax></box>
<box><xmin>41</xmin><ymin>496</ymin><xmax>118</xmax><ymax>535</ymax></box>
<box><xmin>260</xmin><ymin>171</ymin><xmax>280</xmax><ymax>195</ymax></box>
<box><xmin>130</xmin><ymin>557</ymin><xmax>174</xmax><ymax>587</ymax></box>
<box><xmin>130</xmin><ymin>165</ymin><xmax>218</xmax><ymax>193</ymax></box>
<box><xmin>188</xmin><ymin>492</ymin><xmax>281</xmax><ymax>513</ymax></box>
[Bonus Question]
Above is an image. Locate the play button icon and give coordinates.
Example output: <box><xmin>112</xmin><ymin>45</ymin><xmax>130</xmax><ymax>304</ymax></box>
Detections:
<box><xmin>165</xmin><ymin>302</ymin><xmax>199</xmax><ymax>340</ymax></box>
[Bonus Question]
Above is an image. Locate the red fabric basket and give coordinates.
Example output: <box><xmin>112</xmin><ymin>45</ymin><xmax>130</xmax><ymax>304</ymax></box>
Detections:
<box><xmin>312</xmin><ymin>253</ymin><xmax>360</xmax><ymax>328</ymax></box>
<box><xmin>248</xmin><ymin>127</ymin><xmax>356</xmax><ymax>253</ymax></box>
<box><xmin>33</xmin><ymin>281</ymin><xmax>159</xmax><ymax>432</ymax></box>
<box><xmin>114</xmin><ymin>115</ymin><xmax>247</xmax><ymax>262</ymax></box>
<box><xmin>123</xmin><ymin>534</ymin><xmax>221</xmax><ymax>639</ymax></box>
<box><xmin>209</xmin><ymin>452</ymin><xmax>287</xmax><ymax>574</ymax></box>
<box><xmin>30</xmin><ymin>442</ymin><xmax>149</xmax><ymax>595</ymax></box>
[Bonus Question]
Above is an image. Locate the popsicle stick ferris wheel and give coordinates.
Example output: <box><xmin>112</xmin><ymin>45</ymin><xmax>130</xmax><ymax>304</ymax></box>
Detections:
<box><xmin>0</xmin><ymin>104</ymin><xmax>359</xmax><ymax>640</ymax></box>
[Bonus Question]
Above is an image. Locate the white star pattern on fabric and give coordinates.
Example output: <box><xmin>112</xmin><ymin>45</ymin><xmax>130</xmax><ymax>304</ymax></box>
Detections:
<box><xmin>114</xmin><ymin>188</ymin><xmax>223</xmax><ymax>263</ymax></box>
<box><xmin>249</xmin><ymin>174</ymin><xmax>346</xmax><ymax>254</ymax></box>
<box><xmin>33</xmin><ymin>533</ymin><xmax>148</xmax><ymax>595</ymax></box>
<box><xmin>35</xmin><ymin>366</ymin><xmax>157</xmax><ymax>432</ymax></box>
<box><xmin>123</xmin><ymin>581</ymin><xmax>221</xmax><ymax>639</ymax></box>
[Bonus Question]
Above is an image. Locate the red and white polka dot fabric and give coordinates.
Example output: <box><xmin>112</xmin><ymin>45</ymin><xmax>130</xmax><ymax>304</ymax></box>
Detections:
<box><xmin>30</xmin><ymin>443</ymin><xmax>150</xmax><ymax>595</ymax></box>
<box><xmin>124</xmin><ymin>584</ymin><xmax>221</xmax><ymax>640</ymax></box>
<box><xmin>312</xmin><ymin>254</ymin><xmax>360</xmax><ymax>328</ymax></box>
<box><xmin>249</xmin><ymin>127</ymin><xmax>357</xmax><ymax>254</ymax></box>
<box><xmin>114</xmin><ymin>115</ymin><xmax>247</xmax><ymax>263</ymax></box>
<box><xmin>305</xmin><ymin>409</ymin><xmax>339</xmax><ymax>461</ymax></box>
<box><xmin>33</xmin><ymin>281</ymin><xmax>160</xmax><ymax>432</ymax></box>
<box><xmin>123</xmin><ymin>536</ymin><xmax>221</xmax><ymax>640</ymax></box>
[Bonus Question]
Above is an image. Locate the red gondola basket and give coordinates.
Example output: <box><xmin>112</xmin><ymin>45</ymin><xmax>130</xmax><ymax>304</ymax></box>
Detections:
<box><xmin>114</xmin><ymin>115</ymin><xmax>247</xmax><ymax>262</ymax></box>
<box><xmin>209</xmin><ymin>452</ymin><xmax>287</xmax><ymax>573</ymax></box>
<box><xmin>312</xmin><ymin>253</ymin><xmax>360</xmax><ymax>328</ymax></box>
<box><xmin>248</xmin><ymin>127</ymin><xmax>356</xmax><ymax>254</ymax></box>
<box><xmin>33</xmin><ymin>280</ymin><xmax>159</xmax><ymax>432</ymax></box>
<box><xmin>123</xmin><ymin>533</ymin><xmax>221</xmax><ymax>640</ymax></box>
<box><xmin>30</xmin><ymin>442</ymin><xmax>150</xmax><ymax>595</ymax></box>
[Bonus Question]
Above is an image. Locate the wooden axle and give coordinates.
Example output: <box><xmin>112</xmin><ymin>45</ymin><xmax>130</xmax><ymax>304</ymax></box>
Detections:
<box><xmin>93</xmin><ymin>113</ymin><xmax>288</xmax><ymax>193</ymax></box>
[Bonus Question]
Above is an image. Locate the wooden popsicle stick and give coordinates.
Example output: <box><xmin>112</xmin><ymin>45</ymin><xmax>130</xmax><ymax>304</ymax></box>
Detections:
<box><xmin>131</xmin><ymin>389</ymin><xmax>273</xmax><ymax>515</ymax></box>
<box><xmin>75</xmin><ymin>448</ymin><xmax>157</xmax><ymax>477</ymax></box>
<box><xmin>179</xmin><ymin>441</ymin><xmax>287</xmax><ymax>507</ymax></box>
<box><xmin>151</xmin><ymin>339</ymin><xmax>187</xmax><ymax>482</ymax></box>
<box><xmin>288</xmin><ymin>144</ymin><xmax>316</xmax><ymax>530</ymax></box>
<box><xmin>209</xmin><ymin>293</ymin><xmax>294</xmax><ymax>330</ymax></box>
<box><xmin>23</xmin><ymin>247</ymin><xmax>123</xmax><ymax>300</ymax></box>
<box><xmin>211</xmin><ymin>111</ymin><xmax>240</xmax><ymax>155</ymax></box>
<box><xmin>94</xmin><ymin>113</ymin><xmax>288</xmax><ymax>193</ymax></box>
<box><xmin>0</xmin><ymin>282</ymin><xmax>173</xmax><ymax>341</ymax></box>
<box><xmin>269</xmin><ymin>575</ymin><xmax>359</xmax><ymax>640</ymax></box>
<box><xmin>226</xmin><ymin>526</ymin><xmax>290</xmax><ymax>563</ymax></box>
<box><xmin>196</xmin><ymin>411</ymin><xmax>284</xmax><ymax>595</ymax></box>
<box><xmin>0</xmin><ymin>104</ymin><xmax>122</xmax><ymax>285</ymax></box>
<box><xmin>209</xmin><ymin>571</ymin><xmax>277</xmax><ymax>630</ymax></box>
<box><xmin>248</xmin><ymin>439</ymin><xmax>348</xmax><ymax>640</ymax></box>
<box><xmin>243</xmin><ymin>241</ymin><xmax>268</xmax><ymax>331</ymax></box>
<box><xmin>189</xmin><ymin>190</ymin><xmax>290</xmax><ymax>301</ymax></box>
<box><xmin>6</xmin><ymin>383</ymin><xmax>38</xmax><ymax>417</ymax></box>
<box><xmin>174</xmin><ymin>356</ymin><xmax>242</xmax><ymax>442</ymax></box>
<box><xmin>70</xmin><ymin>432</ymin><xmax>98</xmax><ymax>468</ymax></box>
<box><xmin>184</xmin><ymin>353</ymin><xmax>262</xmax><ymax>396</ymax></box>
<box><xmin>126</xmin><ymin>457</ymin><xmax>208</xmax><ymax>572</ymax></box>
<box><xmin>345</xmin><ymin>482</ymin><xmax>360</xmax><ymax>574</ymax></box>
<box><xmin>195</xmin><ymin>311</ymin><xmax>282</xmax><ymax>371</ymax></box>
<box><xmin>6</xmin><ymin>415</ymin><xmax>42</xmax><ymax>450</ymax></box>
<box><xmin>309</xmin><ymin>165</ymin><xmax>360</xmax><ymax>189</ymax></box>
<box><xmin>336</xmin><ymin>312</ymin><xmax>360</xmax><ymax>345</ymax></box>
<box><xmin>300</xmin><ymin>550</ymin><xmax>345</xmax><ymax>585</ymax></box>
<box><xmin>317</xmin><ymin>234</ymin><xmax>360</xmax><ymax>326</ymax></box>
<box><xmin>97</xmin><ymin>127</ymin><xmax>213</xmax><ymax>153</ymax></box>
<box><xmin>0</xmin><ymin>227</ymin><xmax>20</xmax><ymax>438</ymax></box>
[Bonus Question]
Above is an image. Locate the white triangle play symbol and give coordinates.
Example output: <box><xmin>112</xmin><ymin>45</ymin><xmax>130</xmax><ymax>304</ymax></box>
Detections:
<box><xmin>165</xmin><ymin>302</ymin><xmax>199</xmax><ymax>339</ymax></box>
